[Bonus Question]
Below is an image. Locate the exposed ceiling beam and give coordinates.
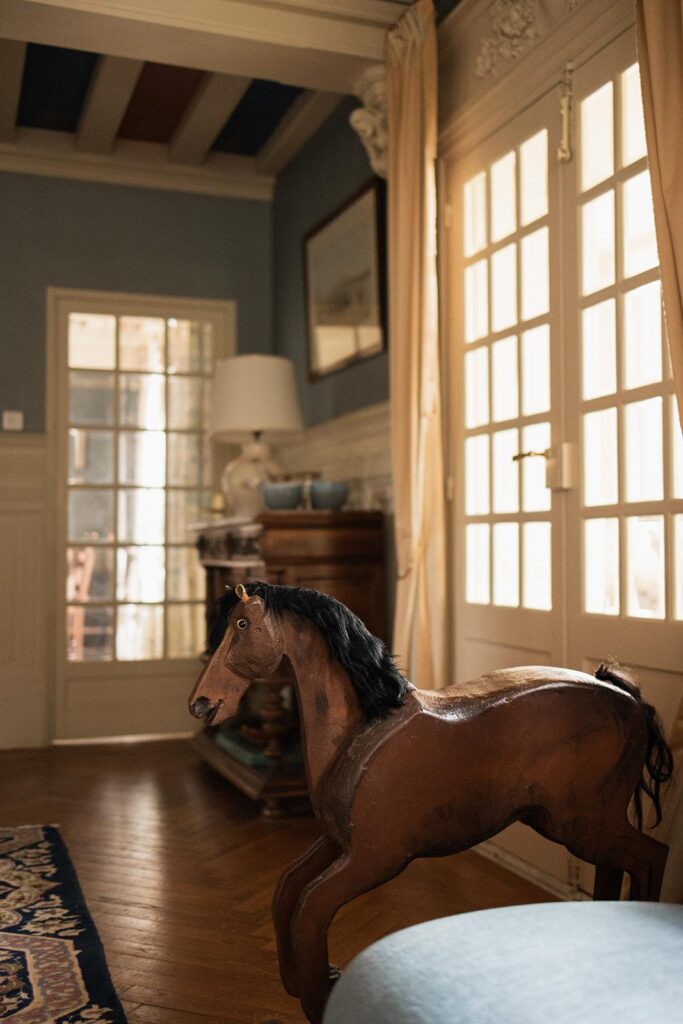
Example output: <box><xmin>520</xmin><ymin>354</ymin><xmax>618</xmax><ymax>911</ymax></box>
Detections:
<box><xmin>256</xmin><ymin>91</ymin><xmax>344</xmax><ymax>176</ymax></box>
<box><xmin>76</xmin><ymin>54</ymin><xmax>143</xmax><ymax>154</ymax></box>
<box><xmin>0</xmin><ymin>126</ymin><xmax>274</xmax><ymax>200</ymax></box>
<box><xmin>0</xmin><ymin>0</ymin><xmax>394</xmax><ymax>93</ymax></box>
<box><xmin>0</xmin><ymin>39</ymin><xmax>26</xmax><ymax>142</ymax></box>
<box><xmin>169</xmin><ymin>73</ymin><xmax>251</xmax><ymax>166</ymax></box>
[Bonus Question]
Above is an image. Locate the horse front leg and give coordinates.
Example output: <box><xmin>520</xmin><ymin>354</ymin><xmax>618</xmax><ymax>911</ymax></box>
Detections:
<box><xmin>291</xmin><ymin>850</ymin><xmax>406</xmax><ymax>1024</ymax></box>
<box><xmin>272</xmin><ymin>835</ymin><xmax>339</xmax><ymax>996</ymax></box>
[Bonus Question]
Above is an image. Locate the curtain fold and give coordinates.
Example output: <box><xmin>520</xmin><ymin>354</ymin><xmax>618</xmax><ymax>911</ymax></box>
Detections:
<box><xmin>387</xmin><ymin>0</ymin><xmax>447</xmax><ymax>690</ymax></box>
<box><xmin>636</xmin><ymin>0</ymin><xmax>683</xmax><ymax>427</ymax></box>
<box><xmin>637</xmin><ymin>0</ymin><xmax>683</xmax><ymax>902</ymax></box>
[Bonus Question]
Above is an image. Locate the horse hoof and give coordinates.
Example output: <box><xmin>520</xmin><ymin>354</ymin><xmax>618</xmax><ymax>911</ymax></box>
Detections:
<box><xmin>328</xmin><ymin>964</ymin><xmax>342</xmax><ymax>985</ymax></box>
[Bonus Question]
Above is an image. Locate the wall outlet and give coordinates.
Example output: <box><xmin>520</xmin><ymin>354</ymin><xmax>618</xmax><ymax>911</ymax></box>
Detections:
<box><xmin>2</xmin><ymin>410</ymin><xmax>24</xmax><ymax>431</ymax></box>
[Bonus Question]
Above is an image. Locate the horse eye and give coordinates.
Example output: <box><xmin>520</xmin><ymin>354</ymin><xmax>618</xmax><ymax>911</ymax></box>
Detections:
<box><xmin>237</xmin><ymin>618</ymin><xmax>248</xmax><ymax>630</ymax></box>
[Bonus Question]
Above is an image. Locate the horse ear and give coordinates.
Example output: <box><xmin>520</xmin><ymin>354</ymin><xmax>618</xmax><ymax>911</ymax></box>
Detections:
<box><xmin>235</xmin><ymin>583</ymin><xmax>250</xmax><ymax>603</ymax></box>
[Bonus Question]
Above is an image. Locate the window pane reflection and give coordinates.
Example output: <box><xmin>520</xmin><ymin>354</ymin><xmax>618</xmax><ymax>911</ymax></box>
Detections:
<box><xmin>167</xmin><ymin>604</ymin><xmax>205</xmax><ymax>658</ymax></box>
<box><xmin>624</xmin><ymin>398</ymin><xmax>663</xmax><ymax>502</ymax></box>
<box><xmin>68</xmin><ymin>429</ymin><xmax>114</xmax><ymax>485</ymax></box>
<box><xmin>492</xmin><ymin>428</ymin><xmax>519</xmax><ymax>513</ymax></box>
<box><xmin>621</xmin><ymin>64</ymin><xmax>647</xmax><ymax>167</ymax></box>
<box><xmin>523</xmin><ymin>522</ymin><xmax>551</xmax><ymax>610</ymax></box>
<box><xmin>492</xmin><ymin>336</ymin><xmax>518</xmax><ymax>422</ymax></box>
<box><xmin>626</xmin><ymin>516</ymin><xmax>665</xmax><ymax>619</ymax></box>
<box><xmin>465</xmin><ymin>259</ymin><xmax>489</xmax><ymax>342</ymax></box>
<box><xmin>490</xmin><ymin>151</ymin><xmax>516</xmax><ymax>242</ymax></box>
<box><xmin>119</xmin><ymin>317</ymin><xmax>165</xmax><ymax>372</ymax></box>
<box><xmin>69</xmin><ymin>371</ymin><xmax>114</xmax><ymax>426</ymax></box>
<box><xmin>465</xmin><ymin>346</ymin><xmax>489</xmax><ymax>428</ymax></box>
<box><xmin>582</xmin><ymin>299</ymin><xmax>616</xmax><ymax>399</ymax></box>
<box><xmin>117</xmin><ymin>547</ymin><xmax>165</xmax><ymax>603</ymax></box>
<box><xmin>493</xmin><ymin>522</ymin><xmax>519</xmax><ymax>607</ymax></box>
<box><xmin>117</xmin><ymin>605</ymin><xmax>164</xmax><ymax>660</ymax></box>
<box><xmin>464</xmin><ymin>172</ymin><xmax>487</xmax><ymax>258</ymax></box>
<box><xmin>582</xmin><ymin>191</ymin><xmax>615</xmax><ymax>295</ymax></box>
<box><xmin>584</xmin><ymin>408</ymin><xmax>618</xmax><ymax>506</ymax></box>
<box><xmin>120</xmin><ymin>374</ymin><xmax>166</xmax><ymax>429</ymax></box>
<box><xmin>67</xmin><ymin>547</ymin><xmax>114</xmax><ymax>602</ymax></box>
<box><xmin>67</xmin><ymin>605</ymin><xmax>114</xmax><ymax>661</ymax></box>
<box><xmin>623</xmin><ymin>171</ymin><xmax>658</xmax><ymax>279</ymax></box>
<box><xmin>623</xmin><ymin>282</ymin><xmax>662</xmax><ymax>390</ymax></box>
<box><xmin>491</xmin><ymin>244</ymin><xmax>517</xmax><ymax>332</ymax></box>
<box><xmin>520</xmin><ymin>130</ymin><xmax>547</xmax><ymax>226</ymax></box>
<box><xmin>584</xmin><ymin>518</ymin><xmax>619</xmax><ymax>615</ymax></box>
<box><xmin>521</xmin><ymin>325</ymin><xmax>550</xmax><ymax>415</ymax></box>
<box><xmin>118</xmin><ymin>489</ymin><xmax>165</xmax><ymax>544</ymax></box>
<box><xmin>466</xmin><ymin>524</ymin><xmax>490</xmax><ymax>604</ymax></box>
<box><xmin>581</xmin><ymin>82</ymin><xmax>614</xmax><ymax>191</ymax></box>
<box><xmin>465</xmin><ymin>435</ymin><xmax>490</xmax><ymax>515</ymax></box>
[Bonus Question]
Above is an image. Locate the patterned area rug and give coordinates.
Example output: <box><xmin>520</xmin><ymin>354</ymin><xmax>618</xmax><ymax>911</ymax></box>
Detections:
<box><xmin>0</xmin><ymin>825</ymin><xmax>127</xmax><ymax>1022</ymax></box>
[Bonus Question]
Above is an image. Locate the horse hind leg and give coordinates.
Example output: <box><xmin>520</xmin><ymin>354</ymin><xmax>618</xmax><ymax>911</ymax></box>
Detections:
<box><xmin>616</xmin><ymin>825</ymin><xmax>668</xmax><ymax>901</ymax></box>
<box><xmin>588</xmin><ymin>823</ymin><xmax>668</xmax><ymax>901</ymax></box>
<box><xmin>593</xmin><ymin>864</ymin><xmax>624</xmax><ymax>900</ymax></box>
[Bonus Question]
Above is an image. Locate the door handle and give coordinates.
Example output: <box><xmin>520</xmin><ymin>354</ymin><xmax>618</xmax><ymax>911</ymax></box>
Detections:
<box><xmin>512</xmin><ymin>448</ymin><xmax>550</xmax><ymax>462</ymax></box>
<box><xmin>512</xmin><ymin>443</ymin><xmax>576</xmax><ymax>490</ymax></box>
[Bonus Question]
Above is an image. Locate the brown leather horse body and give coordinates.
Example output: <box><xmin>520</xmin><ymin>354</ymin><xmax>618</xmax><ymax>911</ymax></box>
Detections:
<box><xmin>188</xmin><ymin>582</ymin><xmax>671</xmax><ymax>1024</ymax></box>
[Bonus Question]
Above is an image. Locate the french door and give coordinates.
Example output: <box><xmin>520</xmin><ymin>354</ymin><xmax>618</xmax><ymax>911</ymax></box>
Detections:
<box><xmin>447</xmin><ymin>29</ymin><xmax>683</xmax><ymax>895</ymax></box>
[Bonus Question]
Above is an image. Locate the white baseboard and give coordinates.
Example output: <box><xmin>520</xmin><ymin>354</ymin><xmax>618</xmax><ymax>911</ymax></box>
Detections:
<box><xmin>474</xmin><ymin>840</ymin><xmax>589</xmax><ymax>901</ymax></box>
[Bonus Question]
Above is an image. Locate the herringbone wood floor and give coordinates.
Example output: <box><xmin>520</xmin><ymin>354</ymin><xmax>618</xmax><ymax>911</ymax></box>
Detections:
<box><xmin>0</xmin><ymin>740</ymin><xmax>551</xmax><ymax>1023</ymax></box>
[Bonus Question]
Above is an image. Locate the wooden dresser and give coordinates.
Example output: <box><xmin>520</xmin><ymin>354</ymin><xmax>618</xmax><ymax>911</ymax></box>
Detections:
<box><xmin>191</xmin><ymin>510</ymin><xmax>386</xmax><ymax>814</ymax></box>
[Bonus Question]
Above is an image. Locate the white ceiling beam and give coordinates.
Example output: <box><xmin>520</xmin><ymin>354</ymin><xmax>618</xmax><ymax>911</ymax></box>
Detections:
<box><xmin>168</xmin><ymin>73</ymin><xmax>251</xmax><ymax>166</ymax></box>
<box><xmin>256</xmin><ymin>91</ymin><xmax>343</xmax><ymax>176</ymax></box>
<box><xmin>0</xmin><ymin>39</ymin><xmax>26</xmax><ymax>142</ymax></box>
<box><xmin>0</xmin><ymin>126</ymin><xmax>274</xmax><ymax>200</ymax></box>
<box><xmin>0</xmin><ymin>0</ymin><xmax>394</xmax><ymax>93</ymax></box>
<box><xmin>76</xmin><ymin>54</ymin><xmax>143</xmax><ymax>154</ymax></box>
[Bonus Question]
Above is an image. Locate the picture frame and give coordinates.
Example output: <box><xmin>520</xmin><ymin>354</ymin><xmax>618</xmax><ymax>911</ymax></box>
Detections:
<box><xmin>304</xmin><ymin>179</ymin><xmax>386</xmax><ymax>380</ymax></box>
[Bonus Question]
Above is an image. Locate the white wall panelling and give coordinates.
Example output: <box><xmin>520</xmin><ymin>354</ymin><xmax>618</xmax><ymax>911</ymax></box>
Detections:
<box><xmin>275</xmin><ymin>401</ymin><xmax>392</xmax><ymax>513</ymax></box>
<box><xmin>0</xmin><ymin>437</ymin><xmax>50</xmax><ymax>747</ymax></box>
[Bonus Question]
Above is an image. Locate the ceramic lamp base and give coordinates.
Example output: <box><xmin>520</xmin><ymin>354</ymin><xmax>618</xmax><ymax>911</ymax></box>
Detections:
<box><xmin>221</xmin><ymin>440</ymin><xmax>283</xmax><ymax>518</ymax></box>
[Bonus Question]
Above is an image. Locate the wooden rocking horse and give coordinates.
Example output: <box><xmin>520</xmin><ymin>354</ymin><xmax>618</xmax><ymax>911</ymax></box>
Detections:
<box><xmin>188</xmin><ymin>582</ymin><xmax>673</xmax><ymax>1024</ymax></box>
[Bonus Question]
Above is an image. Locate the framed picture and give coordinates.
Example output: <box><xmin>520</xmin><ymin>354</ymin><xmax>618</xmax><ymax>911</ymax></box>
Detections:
<box><xmin>304</xmin><ymin>179</ymin><xmax>386</xmax><ymax>379</ymax></box>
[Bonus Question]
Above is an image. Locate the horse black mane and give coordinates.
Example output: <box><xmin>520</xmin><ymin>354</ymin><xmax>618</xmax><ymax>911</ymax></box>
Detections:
<box><xmin>209</xmin><ymin>581</ymin><xmax>411</xmax><ymax>721</ymax></box>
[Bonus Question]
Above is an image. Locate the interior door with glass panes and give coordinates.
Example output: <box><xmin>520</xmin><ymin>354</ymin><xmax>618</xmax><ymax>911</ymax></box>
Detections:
<box><xmin>52</xmin><ymin>290</ymin><xmax>235</xmax><ymax>740</ymax></box>
<box><xmin>451</xmin><ymin>90</ymin><xmax>573</xmax><ymax>890</ymax></box>
<box><xmin>565</xmin><ymin>31</ymin><xmax>683</xmax><ymax>893</ymax></box>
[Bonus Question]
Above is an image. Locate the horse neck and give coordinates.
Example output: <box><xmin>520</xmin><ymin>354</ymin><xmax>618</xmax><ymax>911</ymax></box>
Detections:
<box><xmin>279</xmin><ymin>614</ymin><xmax>363</xmax><ymax>806</ymax></box>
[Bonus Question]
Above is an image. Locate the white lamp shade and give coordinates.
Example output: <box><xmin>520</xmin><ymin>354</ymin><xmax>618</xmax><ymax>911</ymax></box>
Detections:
<box><xmin>210</xmin><ymin>354</ymin><xmax>304</xmax><ymax>440</ymax></box>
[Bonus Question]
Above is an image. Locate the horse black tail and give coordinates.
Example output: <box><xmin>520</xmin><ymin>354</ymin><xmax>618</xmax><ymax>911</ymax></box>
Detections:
<box><xmin>595</xmin><ymin>662</ymin><xmax>674</xmax><ymax>830</ymax></box>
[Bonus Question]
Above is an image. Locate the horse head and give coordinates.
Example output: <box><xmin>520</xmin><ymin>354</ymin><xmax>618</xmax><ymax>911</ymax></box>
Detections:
<box><xmin>188</xmin><ymin>583</ymin><xmax>284</xmax><ymax>727</ymax></box>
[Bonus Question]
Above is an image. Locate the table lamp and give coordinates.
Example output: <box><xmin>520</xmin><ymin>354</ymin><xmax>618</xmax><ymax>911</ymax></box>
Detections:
<box><xmin>210</xmin><ymin>354</ymin><xmax>304</xmax><ymax>518</ymax></box>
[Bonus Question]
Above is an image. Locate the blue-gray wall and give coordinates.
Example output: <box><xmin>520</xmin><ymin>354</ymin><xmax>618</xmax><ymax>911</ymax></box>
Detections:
<box><xmin>0</xmin><ymin>171</ymin><xmax>272</xmax><ymax>432</ymax></box>
<box><xmin>273</xmin><ymin>97</ymin><xmax>389</xmax><ymax>427</ymax></box>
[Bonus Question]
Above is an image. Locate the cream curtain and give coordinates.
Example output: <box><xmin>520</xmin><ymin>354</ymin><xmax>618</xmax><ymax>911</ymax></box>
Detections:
<box><xmin>386</xmin><ymin>0</ymin><xmax>447</xmax><ymax>690</ymax></box>
<box><xmin>636</xmin><ymin>0</ymin><xmax>683</xmax><ymax>427</ymax></box>
<box><xmin>636</xmin><ymin>0</ymin><xmax>683</xmax><ymax>901</ymax></box>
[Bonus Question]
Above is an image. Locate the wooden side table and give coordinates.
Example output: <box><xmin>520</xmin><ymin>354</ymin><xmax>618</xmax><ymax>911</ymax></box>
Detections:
<box><xmin>191</xmin><ymin>510</ymin><xmax>387</xmax><ymax>815</ymax></box>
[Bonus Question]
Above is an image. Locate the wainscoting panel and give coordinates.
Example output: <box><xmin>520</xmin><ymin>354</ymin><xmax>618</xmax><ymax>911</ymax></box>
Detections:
<box><xmin>0</xmin><ymin>437</ymin><xmax>50</xmax><ymax>748</ymax></box>
<box><xmin>276</xmin><ymin>401</ymin><xmax>392</xmax><ymax>512</ymax></box>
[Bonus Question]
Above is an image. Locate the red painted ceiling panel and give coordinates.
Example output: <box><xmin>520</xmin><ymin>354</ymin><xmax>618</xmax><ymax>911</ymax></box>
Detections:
<box><xmin>118</xmin><ymin>62</ymin><xmax>206</xmax><ymax>144</ymax></box>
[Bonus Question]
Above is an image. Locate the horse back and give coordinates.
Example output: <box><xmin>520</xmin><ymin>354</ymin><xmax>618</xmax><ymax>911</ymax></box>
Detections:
<box><xmin>319</xmin><ymin>667</ymin><xmax>645</xmax><ymax>848</ymax></box>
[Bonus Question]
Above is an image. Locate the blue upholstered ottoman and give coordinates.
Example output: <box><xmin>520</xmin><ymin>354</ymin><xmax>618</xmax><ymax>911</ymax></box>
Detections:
<box><xmin>323</xmin><ymin>902</ymin><xmax>683</xmax><ymax>1024</ymax></box>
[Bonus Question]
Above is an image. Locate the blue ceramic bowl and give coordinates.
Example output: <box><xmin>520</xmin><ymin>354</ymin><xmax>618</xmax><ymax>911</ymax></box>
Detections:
<box><xmin>310</xmin><ymin>481</ymin><xmax>348</xmax><ymax>510</ymax></box>
<box><xmin>262</xmin><ymin>481</ymin><xmax>303</xmax><ymax>510</ymax></box>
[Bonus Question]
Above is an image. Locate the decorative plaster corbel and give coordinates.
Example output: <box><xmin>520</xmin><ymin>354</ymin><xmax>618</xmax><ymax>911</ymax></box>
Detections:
<box><xmin>350</xmin><ymin>64</ymin><xmax>388</xmax><ymax>179</ymax></box>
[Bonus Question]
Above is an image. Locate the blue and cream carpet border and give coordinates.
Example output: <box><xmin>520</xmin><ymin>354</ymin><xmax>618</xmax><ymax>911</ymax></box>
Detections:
<box><xmin>0</xmin><ymin>825</ymin><xmax>127</xmax><ymax>1022</ymax></box>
